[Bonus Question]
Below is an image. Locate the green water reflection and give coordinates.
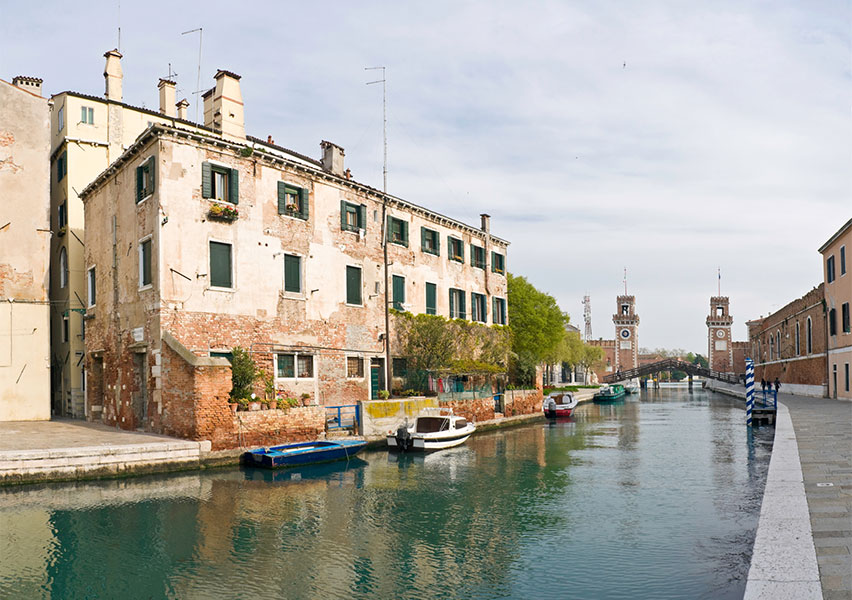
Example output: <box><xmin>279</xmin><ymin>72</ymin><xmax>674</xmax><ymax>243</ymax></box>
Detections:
<box><xmin>0</xmin><ymin>388</ymin><xmax>772</xmax><ymax>599</ymax></box>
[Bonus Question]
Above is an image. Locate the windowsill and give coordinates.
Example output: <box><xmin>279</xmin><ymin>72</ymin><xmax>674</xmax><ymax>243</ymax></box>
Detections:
<box><xmin>274</xmin><ymin>377</ymin><xmax>315</xmax><ymax>382</ymax></box>
<box><xmin>347</xmin><ymin>377</ymin><xmax>366</xmax><ymax>380</ymax></box>
<box><xmin>389</xmin><ymin>240</ymin><xmax>407</xmax><ymax>247</ymax></box>
<box><xmin>208</xmin><ymin>286</ymin><xmax>235</xmax><ymax>293</ymax></box>
<box><xmin>422</xmin><ymin>250</ymin><xmax>439</xmax><ymax>257</ymax></box>
<box><xmin>492</xmin><ymin>270</ymin><xmax>506</xmax><ymax>275</ymax></box>
<box><xmin>137</xmin><ymin>194</ymin><xmax>153</xmax><ymax>206</ymax></box>
<box><xmin>342</xmin><ymin>227</ymin><xmax>364</xmax><ymax>236</ymax></box>
<box><xmin>138</xmin><ymin>284</ymin><xmax>153</xmax><ymax>292</ymax></box>
<box><xmin>345</xmin><ymin>302</ymin><xmax>364</xmax><ymax>308</ymax></box>
<box><xmin>449</xmin><ymin>257</ymin><xmax>464</xmax><ymax>263</ymax></box>
<box><xmin>280</xmin><ymin>291</ymin><xmax>306</xmax><ymax>300</ymax></box>
<box><xmin>279</xmin><ymin>212</ymin><xmax>308</xmax><ymax>221</ymax></box>
<box><xmin>473</xmin><ymin>265</ymin><xmax>485</xmax><ymax>270</ymax></box>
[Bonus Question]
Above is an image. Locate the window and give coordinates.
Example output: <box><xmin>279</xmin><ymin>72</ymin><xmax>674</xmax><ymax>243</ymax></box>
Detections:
<box><xmin>139</xmin><ymin>239</ymin><xmax>152</xmax><ymax>288</ymax></box>
<box><xmin>210</xmin><ymin>351</ymin><xmax>233</xmax><ymax>363</ymax></box>
<box><xmin>346</xmin><ymin>265</ymin><xmax>362</xmax><ymax>305</ymax></box>
<box><xmin>392</xmin><ymin>275</ymin><xmax>405</xmax><ymax>310</ymax></box>
<box><xmin>278</xmin><ymin>182</ymin><xmax>309</xmax><ymax>220</ymax></box>
<box><xmin>81</xmin><ymin>106</ymin><xmax>94</xmax><ymax>125</ymax></box>
<box><xmin>471</xmin><ymin>245</ymin><xmax>485</xmax><ymax>269</ymax></box>
<box><xmin>448</xmin><ymin>237</ymin><xmax>464</xmax><ymax>263</ymax></box>
<box><xmin>58</xmin><ymin>200</ymin><xmax>67</xmax><ymax>229</ymax></box>
<box><xmin>842</xmin><ymin>246</ymin><xmax>847</xmax><ymax>276</ymax></box>
<box><xmin>776</xmin><ymin>331</ymin><xmax>781</xmax><ymax>358</ymax></box>
<box><xmin>846</xmin><ymin>363</ymin><xmax>850</xmax><ymax>392</ymax></box>
<box><xmin>136</xmin><ymin>157</ymin><xmax>155</xmax><ymax>203</ymax></box>
<box><xmin>202</xmin><ymin>162</ymin><xmax>239</xmax><ymax>204</ymax></box>
<box><xmin>843</xmin><ymin>302</ymin><xmax>850</xmax><ymax>334</ymax></box>
<box><xmin>795</xmin><ymin>322</ymin><xmax>800</xmax><ymax>356</ymax></box>
<box><xmin>829</xmin><ymin>308</ymin><xmax>837</xmax><ymax>336</ymax></box>
<box><xmin>57</xmin><ymin>106</ymin><xmax>64</xmax><ymax>131</ymax></box>
<box><xmin>425</xmin><ymin>282</ymin><xmax>437</xmax><ymax>315</ymax></box>
<box><xmin>421</xmin><ymin>227</ymin><xmax>440</xmax><ymax>256</ymax></box>
<box><xmin>62</xmin><ymin>315</ymin><xmax>69</xmax><ymax>343</ymax></box>
<box><xmin>827</xmin><ymin>255</ymin><xmax>835</xmax><ymax>283</ymax></box>
<box><xmin>807</xmin><ymin>317</ymin><xmax>813</xmax><ymax>353</ymax></box>
<box><xmin>283</xmin><ymin>254</ymin><xmax>301</xmax><ymax>294</ymax></box>
<box><xmin>491</xmin><ymin>252</ymin><xmax>505</xmax><ymax>274</ymax></box>
<box><xmin>87</xmin><ymin>266</ymin><xmax>96</xmax><ymax>307</ymax></box>
<box><xmin>209</xmin><ymin>241</ymin><xmax>233</xmax><ymax>289</ymax></box>
<box><xmin>347</xmin><ymin>356</ymin><xmax>364</xmax><ymax>378</ymax></box>
<box><xmin>449</xmin><ymin>288</ymin><xmax>466</xmax><ymax>319</ymax></box>
<box><xmin>471</xmin><ymin>292</ymin><xmax>487</xmax><ymax>322</ymax></box>
<box><xmin>275</xmin><ymin>353</ymin><xmax>314</xmax><ymax>379</ymax></box>
<box><xmin>493</xmin><ymin>297</ymin><xmax>507</xmax><ymax>325</ymax></box>
<box><xmin>387</xmin><ymin>216</ymin><xmax>409</xmax><ymax>246</ymax></box>
<box><xmin>769</xmin><ymin>335</ymin><xmax>774</xmax><ymax>360</ymax></box>
<box><xmin>622</xmin><ymin>304</ymin><xmax>630</xmax><ymax>315</ymax></box>
<box><xmin>340</xmin><ymin>201</ymin><xmax>366</xmax><ymax>231</ymax></box>
<box><xmin>57</xmin><ymin>152</ymin><xmax>67</xmax><ymax>182</ymax></box>
<box><xmin>392</xmin><ymin>357</ymin><xmax>408</xmax><ymax>377</ymax></box>
<box><xmin>59</xmin><ymin>247</ymin><xmax>68</xmax><ymax>288</ymax></box>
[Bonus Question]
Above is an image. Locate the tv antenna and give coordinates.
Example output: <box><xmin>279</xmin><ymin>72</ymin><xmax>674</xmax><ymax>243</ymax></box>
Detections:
<box><xmin>583</xmin><ymin>295</ymin><xmax>592</xmax><ymax>341</ymax></box>
<box><xmin>181</xmin><ymin>27</ymin><xmax>204</xmax><ymax>124</ymax></box>
<box><xmin>365</xmin><ymin>66</ymin><xmax>387</xmax><ymax>192</ymax></box>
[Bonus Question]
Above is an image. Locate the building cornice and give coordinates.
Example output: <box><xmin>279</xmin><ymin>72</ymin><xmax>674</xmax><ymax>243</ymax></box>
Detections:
<box><xmin>818</xmin><ymin>218</ymin><xmax>852</xmax><ymax>253</ymax></box>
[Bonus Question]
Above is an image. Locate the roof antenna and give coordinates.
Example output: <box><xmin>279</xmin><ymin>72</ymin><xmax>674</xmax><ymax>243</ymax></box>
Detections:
<box><xmin>117</xmin><ymin>0</ymin><xmax>121</xmax><ymax>52</ymax></box>
<box><xmin>623</xmin><ymin>267</ymin><xmax>628</xmax><ymax>295</ymax></box>
<box><xmin>181</xmin><ymin>27</ymin><xmax>204</xmax><ymax>125</ymax></box>
<box><xmin>717</xmin><ymin>267</ymin><xmax>721</xmax><ymax>296</ymax></box>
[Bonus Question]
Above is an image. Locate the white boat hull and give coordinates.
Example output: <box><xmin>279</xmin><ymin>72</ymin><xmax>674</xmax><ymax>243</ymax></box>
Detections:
<box><xmin>387</xmin><ymin>424</ymin><xmax>476</xmax><ymax>452</ymax></box>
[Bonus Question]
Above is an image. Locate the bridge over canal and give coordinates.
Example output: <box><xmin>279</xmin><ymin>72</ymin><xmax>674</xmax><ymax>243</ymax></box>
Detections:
<box><xmin>602</xmin><ymin>358</ymin><xmax>743</xmax><ymax>385</ymax></box>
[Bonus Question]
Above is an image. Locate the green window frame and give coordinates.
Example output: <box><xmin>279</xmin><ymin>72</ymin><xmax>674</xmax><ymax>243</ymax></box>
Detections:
<box><xmin>58</xmin><ymin>200</ymin><xmax>67</xmax><ymax>229</ymax></box>
<box><xmin>425</xmin><ymin>282</ymin><xmax>437</xmax><ymax>315</ymax></box>
<box><xmin>387</xmin><ymin>216</ymin><xmax>409</xmax><ymax>247</ymax></box>
<box><xmin>210</xmin><ymin>351</ymin><xmax>233</xmax><ymax>363</ymax></box>
<box><xmin>278</xmin><ymin>182</ymin><xmax>309</xmax><ymax>220</ymax></box>
<box><xmin>86</xmin><ymin>266</ymin><xmax>96</xmax><ymax>307</ymax></box>
<box><xmin>449</xmin><ymin>288</ymin><xmax>466</xmax><ymax>319</ymax></box>
<box><xmin>392</xmin><ymin>275</ymin><xmax>405</xmax><ymax>310</ymax></box>
<box><xmin>340</xmin><ymin>200</ymin><xmax>366</xmax><ymax>232</ymax></box>
<box><xmin>346</xmin><ymin>265</ymin><xmax>362</xmax><ymax>305</ymax></box>
<box><xmin>136</xmin><ymin>157</ymin><xmax>155</xmax><ymax>203</ymax></box>
<box><xmin>81</xmin><ymin>106</ymin><xmax>94</xmax><ymax>124</ymax></box>
<box><xmin>421</xmin><ymin>227</ymin><xmax>440</xmax><ymax>256</ymax></box>
<box><xmin>209</xmin><ymin>241</ymin><xmax>233</xmax><ymax>289</ymax></box>
<box><xmin>493</xmin><ymin>297</ymin><xmax>507</xmax><ymax>325</ymax></box>
<box><xmin>471</xmin><ymin>245</ymin><xmax>485</xmax><ymax>269</ymax></box>
<box><xmin>491</xmin><ymin>251</ymin><xmax>505</xmax><ymax>274</ymax></box>
<box><xmin>283</xmin><ymin>254</ymin><xmax>301</xmax><ymax>293</ymax></box>
<box><xmin>202</xmin><ymin>162</ymin><xmax>239</xmax><ymax>204</ymax></box>
<box><xmin>448</xmin><ymin>237</ymin><xmax>464</xmax><ymax>263</ymax></box>
<box><xmin>139</xmin><ymin>238</ymin><xmax>152</xmax><ymax>287</ymax></box>
<box><xmin>57</xmin><ymin>152</ymin><xmax>67</xmax><ymax>182</ymax></box>
<box><xmin>276</xmin><ymin>353</ymin><xmax>314</xmax><ymax>379</ymax></box>
<box><xmin>471</xmin><ymin>292</ymin><xmax>486</xmax><ymax>322</ymax></box>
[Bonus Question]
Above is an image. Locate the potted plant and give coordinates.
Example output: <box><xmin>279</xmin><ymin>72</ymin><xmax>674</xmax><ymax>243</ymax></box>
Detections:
<box><xmin>378</xmin><ymin>390</ymin><xmax>390</xmax><ymax>400</ymax></box>
<box><xmin>300</xmin><ymin>392</ymin><xmax>311</xmax><ymax>407</ymax></box>
<box><xmin>248</xmin><ymin>393</ymin><xmax>262</xmax><ymax>411</ymax></box>
<box><xmin>228</xmin><ymin>401</ymin><xmax>238</xmax><ymax>413</ymax></box>
<box><xmin>236</xmin><ymin>398</ymin><xmax>249</xmax><ymax>412</ymax></box>
<box><xmin>276</xmin><ymin>398</ymin><xmax>288</xmax><ymax>411</ymax></box>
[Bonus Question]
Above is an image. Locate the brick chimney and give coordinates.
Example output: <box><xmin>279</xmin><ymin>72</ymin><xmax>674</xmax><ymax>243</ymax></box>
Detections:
<box><xmin>480</xmin><ymin>214</ymin><xmax>491</xmax><ymax>233</ymax></box>
<box><xmin>206</xmin><ymin>69</ymin><xmax>245</xmax><ymax>139</ymax></box>
<box><xmin>103</xmin><ymin>49</ymin><xmax>123</xmax><ymax>101</ymax></box>
<box><xmin>202</xmin><ymin>88</ymin><xmax>214</xmax><ymax>128</ymax></box>
<box><xmin>12</xmin><ymin>75</ymin><xmax>42</xmax><ymax>96</ymax></box>
<box><xmin>321</xmin><ymin>140</ymin><xmax>345</xmax><ymax>176</ymax></box>
<box><xmin>158</xmin><ymin>79</ymin><xmax>176</xmax><ymax>117</ymax></box>
<box><xmin>176</xmin><ymin>98</ymin><xmax>189</xmax><ymax>120</ymax></box>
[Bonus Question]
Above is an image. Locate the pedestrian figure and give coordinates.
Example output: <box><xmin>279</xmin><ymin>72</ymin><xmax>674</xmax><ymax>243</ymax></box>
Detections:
<box><xmin>761</xmin><ymin>378</ymin><xmax>767</xmax><ymax>393</ymax></box>
<box><xmin>774</xmin><ymin>378</ymin><xmax>781</xmax><ymax>392</ymax></box>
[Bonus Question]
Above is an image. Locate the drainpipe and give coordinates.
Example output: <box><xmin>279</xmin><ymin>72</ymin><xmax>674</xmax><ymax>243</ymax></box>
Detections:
<box><xmin>382</xmin><ymin>196</ymin><xmax>391</xmax><ymax>393</ymax></box>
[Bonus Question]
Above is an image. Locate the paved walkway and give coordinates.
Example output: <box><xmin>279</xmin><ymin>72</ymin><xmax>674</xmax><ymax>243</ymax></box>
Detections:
<box><xmin>0</xmin><ymin>418</ymin><xmax>193</xmax><ymax>451</ymax></box>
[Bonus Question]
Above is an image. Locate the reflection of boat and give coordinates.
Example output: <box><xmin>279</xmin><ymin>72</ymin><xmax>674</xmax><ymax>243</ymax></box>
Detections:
<box><xmin>594</xmin><ymin>384</ymin><xmax>626</xmax><ymax>402</ymax></box>
<box><xmin>387</xmin><ymin>409</ymin><xmax>476</xmax><ymax>452</ymax></box>
<box><xmin>624</xmin><ymin>379</ymin><xmax>640</xmax><ymax>395</ymax></box>
<box><xmin>244</xmin><ymin>457</ymin><xmax>368</xmax><ymax>482</ymax></box>
<box><xmin>543</xmin><ymin>392</ymin><xmax>579</xmax><ymax>418</ymax></box>
<box><xmin>245</xmin><ymin>440</ymin><xmax>367</xmax><ymax>468</ymax></box>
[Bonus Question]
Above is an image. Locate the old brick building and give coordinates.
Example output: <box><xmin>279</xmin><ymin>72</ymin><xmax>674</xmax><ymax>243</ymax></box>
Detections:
<box><xmin>588</xmin><ymin>294</ymin><xmax>640</xmax><ymax>382</ymax></box>
<box><xmin>705</xmin><ymin>296</ymin><xmax>748</xmax><ymax>375</ymax></box>
<box><xmin>80</xmin><ymin>69</ymin><xmax>508</xmax><ymax>447</ymax></box>
<box><xmin>820</xmin><ymin>218</ymin><xmax>851</xmax><ymax>399</ymax></box>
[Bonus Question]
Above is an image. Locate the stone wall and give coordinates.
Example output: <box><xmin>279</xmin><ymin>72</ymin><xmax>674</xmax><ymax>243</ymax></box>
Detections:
<box><xmin>360</xmin><ymin>397</ymin><xmax>440</xmax><ymax>438</ymax></box>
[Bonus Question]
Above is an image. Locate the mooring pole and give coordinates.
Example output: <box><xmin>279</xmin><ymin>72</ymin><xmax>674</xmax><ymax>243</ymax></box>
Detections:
<box><xmin>745</xmin><ymin>358</ymin><xmax>754</xmax><ymax>427</ymax></box>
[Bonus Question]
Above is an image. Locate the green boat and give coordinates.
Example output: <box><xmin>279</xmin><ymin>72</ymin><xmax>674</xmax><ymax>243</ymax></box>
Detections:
<box><xmin>594</xmin><ymin>384</ymin><xmax>626</xmax><ymax>402</ymax></box>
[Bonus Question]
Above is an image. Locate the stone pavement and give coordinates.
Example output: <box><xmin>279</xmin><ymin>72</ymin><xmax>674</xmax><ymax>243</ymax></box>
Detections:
<box><xmin>782</xmin><ymin>393</ymin><xmax>852</xmax><ymax>600</ymax></box>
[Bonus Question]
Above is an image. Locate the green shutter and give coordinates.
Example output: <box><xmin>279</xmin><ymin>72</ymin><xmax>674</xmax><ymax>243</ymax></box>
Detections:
<box><xmin>447</xmin><ymin>237</ymin><xmax>452</xmax><ymax>259</ymax></box>
<box><xmin>284</xmin><ymin>254</ymin><xmax>301</xmax><ymax>293</ymax></box>
<box><xmin>340</xmin><ymin>200</ymin><xmax>348</xmax><ymax>230</ymax></box>
<box><xmin>421</xmin><ymin>227</ymin><xmax>427</xmax><ymax>252</ymax></box>
<box><xmin>210</xmin><ymin>242</ymin><xmax>232</xmax><ymax>288</ymax></box>
<box><xmin>358</xmin><ymin>204</ymin><xmax>366</xmax><ymax>229</ymax></box>
<box><xmin>277</xmin><ymin>182</ymin><xmax>286</xmax><ymax>214</ymax></box>
<box><xmin>136</xmin><ymin>166</ymin><xmax>143</xmax><ymax>203</ymax></box>
<box><xmin>148</xmin><ymin>160</ymin><xmax>156</xmax><ymax>197</ymax></box>
<box><xmin>459</xmin><ymin>292</ymin><xmax>466</xmax><ymax>320</ymax></box>
<box><xmin>401</xmin><ymin>220</ymin><xmax>409</xmax><ymax>247</ymax></box>
<box><xmin>435</xmin><ymin>231</ymin><xmax>440</xmax><ymax>256</ymax></box>
<box><xmin>229</xmin><ymin>168</ymin><xmax>239</xmax><ymax>205</ymax></box>
<box><xmin>201</xmin><ymin>162</ymin><xmax>212</xmax><ymax>198</ymax></box>
<box><xmin>426</xmin><ymin>282</ymin><xmax>437</xmax><ymax>315</ymax></box>
<box><xmin>386</xmin><ymin>215</ymin><xmax>392</xmax><ymax>243</ymax></box>
<box><xmin>392</xmin><ymin>275</ymin><xmax>405</xmax><ymax>310</ymax></box>
<box><xmin>346</xmin><ymin>266</ymin><xmax>361</xmax><ymax>305</ymax></box>
<box><xmin>299</xmin><ymin>187</ymin><xmax>310</xmax><ymax>220</ymax></box>
<box><xmin>449</xmin><ymin>289</ymin><xmax>455</xmax><ymax>318</ymax></box>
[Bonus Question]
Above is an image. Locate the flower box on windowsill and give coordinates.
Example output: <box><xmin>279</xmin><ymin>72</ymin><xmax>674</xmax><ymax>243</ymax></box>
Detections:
<box><xmin>207</xmin><ymin>203</ymin><xmax>239</xmax><ymax>222</ymax></box>
<box><xmin>56</xmin><ymin>226</ymin><xmax>67</xmax><ymax>237</ymax></box>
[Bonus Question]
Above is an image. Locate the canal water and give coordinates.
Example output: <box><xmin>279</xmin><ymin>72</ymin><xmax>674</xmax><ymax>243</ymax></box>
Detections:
<box><xmin>0</xmin><ymin>387</ymin><xmax>773</xmax><ymax>600</ymax></box>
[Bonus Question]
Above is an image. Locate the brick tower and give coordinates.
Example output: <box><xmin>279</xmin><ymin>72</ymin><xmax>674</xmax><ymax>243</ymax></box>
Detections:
<box><xmin>613</xmin><ymin>295</ymin><xmax>639</xmax><ymax>372</ymax></box>
<box><xmin>706</xmin><ymin>296</ymin><xmax>734</xmax><ymax>372</ymax></box>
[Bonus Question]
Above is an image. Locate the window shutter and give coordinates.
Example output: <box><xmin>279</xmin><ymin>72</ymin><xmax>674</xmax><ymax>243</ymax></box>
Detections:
<box><xmin>493</xmin><ymin>297</ymin><xmax>498</xmax><ymax>322</ymax></box>
<box><xmin>447</xmin><ymin>237</ymin><xmax>452</xmax><ymax>259</ymax></box>
<box><xmin>201</xmin><ymin>162</ymin><xmax>212</xmax><ymax>198</ymax></box>
<box><xmin>340</xmin><ymin>200</ymin><xmax>347</xmax><ymax>230</ymax></box>
<box><xmin>277</xmin><ymin>182</ymin><xmax>286</xmax><ymax>214</ymax></box>
<box><xmin>386</xmin><ymin>215</ymin><xmax>393</xmax><ymax>243</ymax></box>
<box><xmin>229</xmin><ymin>168</ymin><xmax>239</xmax><ymax>204</ymax></box>
<box><xmin>401</xmin><ymin>221</ymin><xmax>409</xmax><ymax>247</ymax></box>
<box><xmin>426</xmin><ymin>282</ymin><xmax>436</xmax><ymax>315</ymax></box>
<box><xmin>136</xmin><ymin>166</ymin><xmax>143</xmax><ymax>203</ymax></box>
<box><xmin>149</xmin><ymin>160</ymin><xmax>156</xmax><ymax>197</ymax></box>
<box><xmin>449</xmin><ymin>289</ymin><xmax>455</xmax><ymax>318</ymax></box>
<box><xmin>209</xmin><ymin>242</ymin><xmax>232</xmax><ymax>288</ymax></box>
<box><xmin>392</xmin><ymin>275</ymin><xmax>404</xmax><ymax>309</ymax></box>
<box><xmin>358</xmin><ymin>204</ymin><xmax>366</xmax><ymax>229</ymax></box>
<box><xmin>346</xmin><ymin>266</ymin><xmax>361</xmax><ymax>305</ymax></box>
<box><xmin>421</xmin><ymin>227</ymin><xmax>427</xmax><ymax>252</ymax></box>
<box><xmin>284</xmin><ymin>255</ymin><xmax>301</xmax><ymax>293</ymax></box>
<box><xmin>299</xmin><ymin>187</ymin><xmax>310</xmax><ymax>220</ymax></box>
<box><xmin>491</xmin><ymin>251</ymin><xmax>496</xmax><ymax>272</ymax></box>
<box><xmin>460</xmin><ymin>293</ymin><xmax>466</xmax><ymax>320</ymax></box>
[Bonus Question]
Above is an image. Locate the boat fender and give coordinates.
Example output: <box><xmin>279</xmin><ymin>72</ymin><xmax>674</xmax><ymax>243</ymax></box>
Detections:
<box><xmin>395</xmin><ymin>425</ymin><xmax>412</xmax><ymax>452</ymax></box>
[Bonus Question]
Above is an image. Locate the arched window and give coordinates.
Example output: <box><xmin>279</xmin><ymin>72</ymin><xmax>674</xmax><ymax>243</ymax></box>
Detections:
<box><xmin>795</xmin><ymin>322</ymin><xmax>800</xmax><ymax>355</ymax></box>
<box><xmin>769</xmin><ymin>335</ymin><xmax>774</xmax><ymax>360</ymax></box>
<box><xmin>806</xmin><ymin>317</ymin><xmax>813</xmax><ymax>354</ymax></box>
<box><xmin>59</xmin><ymin>247</ymin><xmax>68</xmax><ymax>289</ymax></box>
<box><xmin>776</xmin><ymin>331</ymin><xmax>781</xmax><ymax>359</ymax></box>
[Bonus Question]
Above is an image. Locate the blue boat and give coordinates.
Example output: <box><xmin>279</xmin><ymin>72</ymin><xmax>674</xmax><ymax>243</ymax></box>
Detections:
<box><xmin>245</xmin><ymin>439</ymin><xmax>367</xmax><ymax>468</ymax></box>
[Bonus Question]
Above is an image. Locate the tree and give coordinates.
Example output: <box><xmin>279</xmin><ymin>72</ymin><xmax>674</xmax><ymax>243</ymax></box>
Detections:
<box><xmin>230</xmin><ymin>346</ymin><xmax>257</xmax><ymax>400</ymax></box>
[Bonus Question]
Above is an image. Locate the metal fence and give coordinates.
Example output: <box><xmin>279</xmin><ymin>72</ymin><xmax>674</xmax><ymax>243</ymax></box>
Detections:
<box><xmin>325</xmin><ymin>404</ymin><xmax>361</xmax><ymax>432</ymax></box>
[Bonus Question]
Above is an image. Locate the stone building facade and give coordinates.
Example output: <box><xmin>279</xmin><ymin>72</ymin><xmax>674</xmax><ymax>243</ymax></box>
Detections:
<box><xmin>80</xmin><ymin>71</ymin><xmax>508</xmax><ymax>447</ymax></box>
<box><xmin>747</xmin><ymin>284</ymin><xmax>826</xmax><ymax>397</ymax></box>
<box><xmin>0</xmin><ymin>77</ymin><xmax>51</xmax><ymax>421</ymax></box>
<box><xmin>588</xmin><ymin>294</ymin><xmax>640</xmax><ymax>382</ymax></box>
<box><xmin>819</xmin><ymin>218</ymin><xmax>851</xmax><ymax>400</ymax></box>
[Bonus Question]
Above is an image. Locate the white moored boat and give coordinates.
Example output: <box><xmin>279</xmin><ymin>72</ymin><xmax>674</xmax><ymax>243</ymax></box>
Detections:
<box><xmin>387</xmin><ymin>409</ymin><xmax>476</xmax><ymax>452</ymax></box>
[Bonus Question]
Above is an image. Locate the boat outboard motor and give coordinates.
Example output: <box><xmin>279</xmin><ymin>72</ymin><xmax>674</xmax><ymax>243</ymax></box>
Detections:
<box><xmin>395</xmin><ymin>421</ymin><xmax>412</xmax><ymax>452</ymax></box>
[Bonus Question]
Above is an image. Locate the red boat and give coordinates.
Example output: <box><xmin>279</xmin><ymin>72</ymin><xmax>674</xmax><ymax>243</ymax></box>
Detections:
<box><xmin>543</xmin><ymin>392</ymin><xmax>579</xmax><ymax>418</ymax></box>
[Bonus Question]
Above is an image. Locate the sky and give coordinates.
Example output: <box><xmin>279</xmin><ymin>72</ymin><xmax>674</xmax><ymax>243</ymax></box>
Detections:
<box><xmin>2</xmin><ymin>0</ymin><xmax>849</xmax><ymax>354</ymax></box>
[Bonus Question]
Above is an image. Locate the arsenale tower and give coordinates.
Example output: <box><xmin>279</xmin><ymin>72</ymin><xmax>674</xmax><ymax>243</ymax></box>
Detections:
<box><xmin>706</xmin><ymin>296</ymin><xmax>734</xmax><ymax>372</ymax></box>
<box><xmin>613</xmin><ymin>295</ymin><xmax>639</xmax><ymax>372</ymax></box>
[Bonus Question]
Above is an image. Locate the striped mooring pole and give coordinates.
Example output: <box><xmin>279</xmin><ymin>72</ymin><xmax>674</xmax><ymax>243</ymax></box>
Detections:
<box><xmin>745</xmin><ymin>358</ymin><xmax>754</xmax><ymax>427</ymax></box>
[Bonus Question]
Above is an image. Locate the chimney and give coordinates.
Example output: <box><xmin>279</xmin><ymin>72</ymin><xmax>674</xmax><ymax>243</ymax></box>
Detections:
<box><xmin>202</xmin><ymin>88</ymin><xmax>214</xmax><ymax>128</ymax></box>
<box><xmin>321</xmin><ymin>140</ymin><xmax>345</xmax><ymax>176</ymax></box>
<box><xmin>12</xmin><ymin>75</ymin><xmax>43</xmax><ymax>96</ymax></box>
<box><xmin>103</xmin><ymin>49</ymin><xmax>123</xmax><ymax>101</ymax></box>
<box><xmin>209</xmin><ymin>69</ymin><xmax>245</xmax><ymax>139</ymax></box>
<box><xmin>480</xmin><ymin>214</ymin><xmax>491</xmax><ymax>233</ymax></box>
<box><xmin>158</xmin><ymin>79</ymin><xmax>176</xmax><ymax>117</ymax></box>
<box><xmin>176</xmin><ymin>98</ymin><xmax>189</xmax><ymax>120</ymax></box>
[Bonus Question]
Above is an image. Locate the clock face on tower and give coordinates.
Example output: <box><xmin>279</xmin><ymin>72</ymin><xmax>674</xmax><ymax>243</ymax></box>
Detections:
<box><xmin>620</xmin><ymin>328</ymin><xmax>631</xmax><ymax>339</ymax></box>
<box><xmin>716</xmin><ymin>329</ymin><xmax>725</xmax><ymax>339</ymax></box>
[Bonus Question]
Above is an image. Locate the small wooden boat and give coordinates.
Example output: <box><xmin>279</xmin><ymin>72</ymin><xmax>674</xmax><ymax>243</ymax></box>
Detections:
<box><xmin>543</xmin><ymin>392</ymin><xmax>579</xmax><ymax>418</ymax></box>
<box><xmin>624</xmin><ymin>379</ymin><xmax>640</xmax><ymax>395</ymax></box>
<box><xmin>246</xmin><ymin>439</ymin><xmax>367</xmax><ymax>468</ymax></box>
<box><xmin>387</xmin><ymin>408</ymin><xmax>475</xmax><ymax>452</ymax></box>
<box><xmin>594</xmin><ymin>384</ymin><xmax>626</xmax><ymax>402</ymax></box>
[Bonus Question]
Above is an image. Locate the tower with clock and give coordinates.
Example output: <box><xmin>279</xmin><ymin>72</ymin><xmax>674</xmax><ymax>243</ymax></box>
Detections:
<box><xmin>612</xmin><ymin>295</ymin><xmax>639</xmax><ymax>372</ymax></box>
<box><xmin>706</xmin><ymin>296</ymin><xmax>734</xmax><ymax>372</ymax></box>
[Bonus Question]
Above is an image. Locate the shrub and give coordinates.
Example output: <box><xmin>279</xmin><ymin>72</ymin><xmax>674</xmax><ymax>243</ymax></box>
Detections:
<box><xmin>230</xmin><ymin>347</ymin><xmax>257</xmax><ymax>401</ymax></box>
<box><xmin>378</xmin><ymin>390</ymin><xmax>390</xmax><ymax>400</ymax></box>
